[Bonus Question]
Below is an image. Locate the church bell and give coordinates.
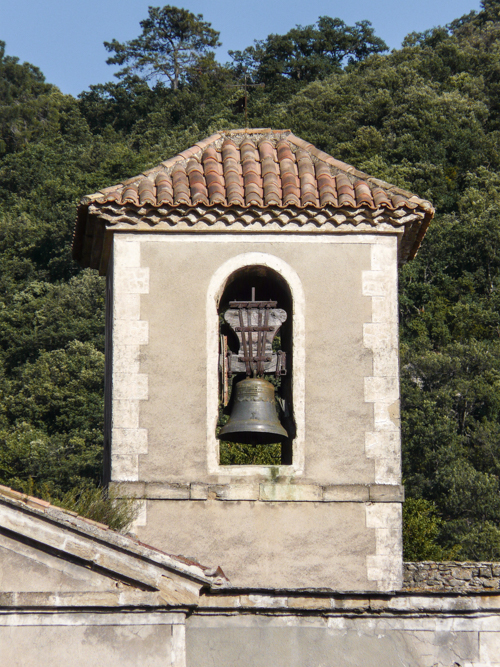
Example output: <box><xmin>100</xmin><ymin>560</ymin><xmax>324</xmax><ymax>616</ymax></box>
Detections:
<box><xmin>218</xmin><ymin>288</ymin><xmax>288</xmax><ymax>446</ymax></box>
<box><xmin>218</xmin><ymin>378</ymin><xmax>288</xmax><ymax>445</ymax></box>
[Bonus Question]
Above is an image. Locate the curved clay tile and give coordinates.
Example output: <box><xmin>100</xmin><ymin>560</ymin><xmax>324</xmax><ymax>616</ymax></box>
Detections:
<box><xmin>390</xmin><ymin>193</ymin><xmax>407</xmax><ymax>208</ymax></box>
<box><xmin>259</xmin><ymin>141</ymin><xmax>279</xmax><ymax>197</ymax></box>
<box><xmin>172</xmin><ymin>166</ymin><xmax>191</xmax><ymax>204</ymax></box>
<box><xmin>335</xmin><ymin>174</ymin><xmax>356</xmax><ymax>207</ymax></box>
<box><xmin>191</xmin><ymin>185</ymin><xmax>210</xmax><ymax>205</ymax></box>
<box><xmin>205</xmin><ymin>172</ymin><xmax>225</xmax><ymax>204</ymax></box>
<box><xmin>138</xmin><ymin>179</ymin><xmax>156</xmax><ymax>206</ymax></box>
<box><xmin>279</xmin><ymin>145</ymin><xmax>300</xmax><ymax>205</ymax></box>
<box><xmin>258</xmin><ymin>139</ymin><xmax>276</xmax><ymax>162</ymax></box>
<box><xmin>240</xmin><ymin>138</ymin><xmax>260</xmax><ymax>162</ymax></box>
<box><xmin>202</xmin><ymin>146</ymin><xmax>219</xmax><ymax>163</ymax></box>
<box><xmin>261</xmin><ymin>157</ymin><xmax>281</xmax><ymax>205</ymax></box>
<box><xmin>121</xmin><ymin>185</ymin><xmax>139</xmax><ymax>205</ymax></box>
<box><xmin>354</xmin><ymin>181</ymin><xmax>373</xmax><ymax>207</ymax></box>
<box><xmin>241</xmin><ymin>140</ymin><xmax>263</xmax><ymax>206</ymax></box>
<box><xmin>221</xmin><ymin>139</ymin><xmax>240</xmax><ymax>164</ymax></box>
<box><xmin>315</xmin><ymin>163</ymin><xmax>338</xmax><ymax>207</ymax></box>
<box><xmin>372</xmin><ymin>187</ymin><xmax>391</xmax><ymax>208</ymax></box>
<box><xmin>222</xmin><ymin>140</ymin><xmax>244</xmax><ymax>205</ymax></box>
<box><xmin>155</xmin><ymin>173</ymin><xmax>173</xmax><ymax>205</ymax></box>
<box><xmin>201</xmin><ymin>148</ymin><xmax>225</xmax><ymax>204</ymax></box>
<box><xmin>297</xmin><ymin>152</ymin><xmax>318</xmax><ymax>206</ymax></box>
<box><xmin>276</xmin><ymin>141</ymin><xmax>295</xmax><ymax>163</ymax></box>
<box><xmin>103</xmin><ymin>190</ymin><xmax>121</xmax><ymax>203</ymax></box>
<box><xmin>186</xmin><ymin>159</ymin><xmax>209</xmax><ymax>204</ymax></box>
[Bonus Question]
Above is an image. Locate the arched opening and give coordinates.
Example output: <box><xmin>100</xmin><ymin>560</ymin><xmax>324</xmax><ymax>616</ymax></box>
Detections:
<box><xmin>218</xmin><ymin>265</ymin><xmax>295</xmax><ymax>465</ymax></box>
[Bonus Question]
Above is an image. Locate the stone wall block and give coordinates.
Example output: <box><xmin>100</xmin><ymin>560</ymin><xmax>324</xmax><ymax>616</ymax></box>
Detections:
<box><xmin>114</xmin><ymin>238</ymin><xmax>141</xmax><ymax>268</ymax></box>
<box><xmin>371</xmin><ymin>295</ymin><xmax>398</xmax><ymax>323</ymax></box>
<box><xmin>113</xmin><ymin>345</ymin><xmax>141</xmax><ymax>374</ymax></box>
<box><xmin>111</xmin><ymin>454</ymin><xmax>139</xmax><ymax>481</ymax></box>
<box><xmin>112</xmin><ymin>428</ymin><xmax>148</xmax><ymax>454</ymax></box>
<box><xmin>323</xmin><ymin>485</ymin><xmax>369</xmax><ymax>502</ymax></box>
<box><xmin>114</xmin><ymin>373</ymin><xmax>148</xmax><ymax>400</ymax></box>
<box><xmin>145</xmin><ymin>483</ymin><xmax>190</xmax><ymax>500</ymax></box>
<box><xmin>190</xmin><ymin>484</ymin><xmax>209</xmax><ymax>500</ymax></box>
<box><xmin>363</xmin><ymin>322</ymin><xmax>397</xmax><ymax>352</ymax></box>
<box><xmin>214</xmin><ymin>484</ymin><xmax>259</xmax><ymax>501</ymax></box>
<box><xmin>287</xmin><ymin>596</ymin><xmax>331</xmax><ymax>609</ymax></box>
<box><xmin>239</xmin><ymin>595</ymin><xmax>288</xmax><ymax>608</ymax></box>
<box><xmin>112</xmin><ymin>400</ymin><xmax>140</xmax><ymax>430</ymax></box>
<box><xmin>366</xmin><ymin>553</ymin><xmax>402</xmax><ymax>590</ymax></box>
<box><xmin>366</xmin><ymin>503</ymin><xmax>402</xmax><ymax>590</ymax></box>
<box><xmin>113</xmin><ymin>320</ymin><xmax>149</xmax><ymax>346</ymax></box>
<box><xmin>369</xmin><ymin>485</ymin><xmax>404</xmax><ymax>502</ymax></box>
<box><xmin>362</xmin><ymin>271</ymin><xmax>390</xmax><ymax>297</ymax></box>
<box><xmin>480</xmin><ymin>631</ymin><xmax>500</xmax><ymax>664</ymax></box>
<box><xmin>114</xmin><ymin>293</ymin><xmax>141</xmax><ymax>321</ymax></box>
<box><xmin>366</xmin><ymin>503</ymin><xmax>401</xmax><ymax>529</ymax></box>
<box><xmin>372</xmin><ymin>348</ymin><xmax>399</xmax><ymax>378</ymax></box>
<box><xmin>373</xmin><ymin>458</ymin><xmax>400</xmax><ymax>485</ymax></box>
<box><xmin>114</xmin><ymin>267</ymin><xmax>150</xmax><ymax>294</ymax></box>
<box><xmin>373</xmin><ymin>403</ymin><xmax>399</xmax><ymax>432</ymax></box>
<box><xmin>370</xmin><ymin>241</ymin><xmax>398</xmax><ymax>271</ymax></box>
<box><xmin>259</xmin><ymin>483</ymin><xmax>322</xmax><ymax>502</ymax></box>
<box><xmin>364</xmin><ymin>377</ymin><xmax>399</xmax><ymax>404</ymax></box>
<box><xmin>365</xmin><ymin>431</ymin><xmax>399</xmax><ymax>459</ymax></box>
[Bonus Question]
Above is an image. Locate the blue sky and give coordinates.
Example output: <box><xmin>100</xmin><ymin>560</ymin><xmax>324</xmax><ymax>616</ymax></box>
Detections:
<box><xmin>2</xmin><ymin>0</ymin><xmax>482</xmax><ymax>97</ymax></box>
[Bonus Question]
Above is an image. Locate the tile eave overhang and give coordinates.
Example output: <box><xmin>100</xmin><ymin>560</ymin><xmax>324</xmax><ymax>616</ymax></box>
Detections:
<box><xmin>72</xmin><ymin>199</ymin><xmax>434</xmax><ymax>275</ymax></box>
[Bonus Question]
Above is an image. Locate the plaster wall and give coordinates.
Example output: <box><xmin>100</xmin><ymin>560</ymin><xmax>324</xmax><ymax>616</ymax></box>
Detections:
<box><xmin>0</xmin><ymin>612</ymin><xmax>186</xmax><ymax>667</ymax></box>
<box><xmin>186</xmin><ymin>613</ymin><xmax>499</xmax><ymax>667</ymax></box>
<box><xmin>0</xmin><ymin>532</ymin><xmax>118</xmax><ymax>592</ymax></box>
<box><xmin>140</xmin><ymin>499</ymin><xmax>377</xmax><ymax>590</ymax></box>
<box><xmin>114</xmin><ymin>233</ymin><xmax>394</xmax><ymax>485</ymax></box>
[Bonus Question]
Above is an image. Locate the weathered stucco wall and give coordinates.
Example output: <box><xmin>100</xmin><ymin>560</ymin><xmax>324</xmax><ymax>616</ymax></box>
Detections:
<box><xmin>186</xmin><ymin>612</ymin><xmax>500</xmax><ymax>667</ymax></box>
<box><xmin>108</xmin><ymin>232</ymin><xmax>403</xmax><ymax>591</ymax></box>
<box><xmin>2</xmin><ymin>598</ymin><xmax>500</xmax><ymax>667</ymax></box>
<box><xmin>0</xmin><ymin>612</ymin><xmax>186</xmax><ymax>667</ymax></box>
<box><xmin>141</xmin><ymin>499</ymin><xmax>376</xmax><ymax>590</ymax></box>
<box><xmin>138</xmin><ymin>235</ymin><xmax>374</xmax><ymax>484</ymax></box>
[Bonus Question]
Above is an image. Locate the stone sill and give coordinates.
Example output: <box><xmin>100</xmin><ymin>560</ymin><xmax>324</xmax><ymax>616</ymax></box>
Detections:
<box><xmin>110</xmin><ymin>482</ymin><xmax>404</xmax><ymax>503</ymax></box>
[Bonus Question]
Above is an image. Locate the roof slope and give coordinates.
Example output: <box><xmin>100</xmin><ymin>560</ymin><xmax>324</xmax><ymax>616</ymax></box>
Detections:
<box><xmin>73</xmin><ymin>129</ymin><xmax>434</xmax><ymax>272</ymax></box>
<box><xmin>0</xmin><ymin>484</ymin><xmax>227</xmax><ymax>605</ymax></box>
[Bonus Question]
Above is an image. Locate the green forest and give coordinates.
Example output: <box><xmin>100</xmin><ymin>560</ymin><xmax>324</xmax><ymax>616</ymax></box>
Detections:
<box><xmin>2</xmin><ymin>1</ymin><xmax>500</xmax><ymax>558</ymax></box>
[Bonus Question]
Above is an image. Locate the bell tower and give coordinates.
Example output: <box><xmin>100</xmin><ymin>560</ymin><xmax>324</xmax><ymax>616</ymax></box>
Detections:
<box><xmin>73</xmin><ymin>129</ymin><xmax>434</xmax><ymax>590</ymax></box>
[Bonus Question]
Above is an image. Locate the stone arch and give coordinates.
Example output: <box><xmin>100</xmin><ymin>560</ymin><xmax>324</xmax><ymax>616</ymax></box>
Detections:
<box><xmin>206</xmin><ymin>253</ymin><xmax>305</xmax><ymax>476</ymax></box>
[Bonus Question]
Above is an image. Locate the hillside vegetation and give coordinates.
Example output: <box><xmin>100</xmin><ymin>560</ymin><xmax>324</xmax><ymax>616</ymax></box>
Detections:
<box><xmin>1</xmin><ymin>2</ymin><xmax>500</xmax><ymax>556</ymax></box>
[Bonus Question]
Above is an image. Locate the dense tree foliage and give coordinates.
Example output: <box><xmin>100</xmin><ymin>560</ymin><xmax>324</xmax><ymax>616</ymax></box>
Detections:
<box><xmin>2</xmin><ymin>2</ymin><xmax>500</xmax><ymax>553</ymax></box>
<box><xmin>229</xmin><ymin>17</ymin><xmax>387</xmax><ymax>101</ymax></box>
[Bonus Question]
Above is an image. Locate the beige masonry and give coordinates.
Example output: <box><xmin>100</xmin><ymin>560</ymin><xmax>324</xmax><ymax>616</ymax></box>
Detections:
<box><xmin>108</xmin><ymin>230</ymin><xmax>403</xmax><ymax>591</ymax></box>
<box><xmin>110</xmin><ymin>238</ymin><xmax>149</xmax><ymax>482</ymax></box>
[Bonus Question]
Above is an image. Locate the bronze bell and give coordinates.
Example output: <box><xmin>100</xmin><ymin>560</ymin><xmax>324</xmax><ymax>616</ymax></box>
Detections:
<box><xmin>218</xmin><ymin>378</ymin><xmax>288</xmax><ymax>445</ymax></box>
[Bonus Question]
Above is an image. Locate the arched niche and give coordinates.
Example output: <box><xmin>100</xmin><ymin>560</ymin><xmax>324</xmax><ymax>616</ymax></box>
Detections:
<box><xmin>206</xmin><ymin>253</ymin><xmax>305</xmax><ymax>477</ymax></box>
<box><xmin>218</xmin><ymin>265</ymin><xmax>295</xmax><ymax>463</ymax></box>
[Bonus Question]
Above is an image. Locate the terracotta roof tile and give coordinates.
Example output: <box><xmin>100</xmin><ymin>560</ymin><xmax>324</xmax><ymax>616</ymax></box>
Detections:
<box><xmin>138</xmin><ymin>179</ymin><xmax>155</xmax><ymax>206</ymax></box>
<box><xmin>156</xmin><ymin>173</ymin><xmax>173</xmax><ymax>205</ymax></box>
<box><xmin>73</xmin><ymin>129</ymin><xmax>435</xmax><ymax>269</ymax></box>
